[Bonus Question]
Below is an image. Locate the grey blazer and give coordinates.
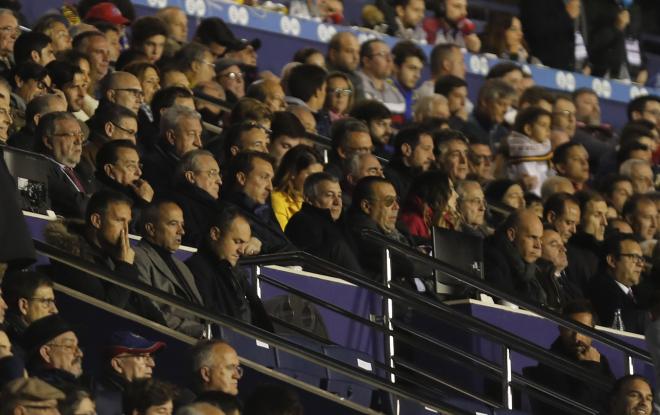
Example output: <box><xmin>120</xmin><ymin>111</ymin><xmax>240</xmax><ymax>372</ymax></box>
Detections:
<box><xmin>133</xmin><ymin>240</ymin><xmax>205</xmax><ymax>337</ymax></box>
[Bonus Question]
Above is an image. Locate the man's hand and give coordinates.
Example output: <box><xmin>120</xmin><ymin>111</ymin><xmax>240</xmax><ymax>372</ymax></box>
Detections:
<box><xmin>244</xmin><ymin>237</ymin><xmax>263</xmax><ymax>256</ymax></box>
<box><xmin>464</xmin><ymin>33</ymin><xmax>481</xmax><ymax>53</ymax></box>
<box><xmin>615</xmin><ymin>9</ymin><xmax>630</xmax><ymax>31</ymax></box>
<box><xmin>130</xmin><ymin>179</ymin><xmax>154</xmax><ymax>203</ymax></box>
<box><xmin>118</xmin><ymin>227</ymin><xmax>135</xmax><ymax>264</ymax></box>
<box><xmin>576</xmin><ymin>344</ymin><xmax>601</xmax><ymax>362</ymax></box>
<box><xmin>565</xmin><ymin>0</ymin><xmax>581</xmax><ymax>19</ymax></box>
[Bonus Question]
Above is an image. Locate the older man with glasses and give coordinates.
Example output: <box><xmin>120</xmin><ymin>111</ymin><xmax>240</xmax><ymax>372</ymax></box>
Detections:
<box><xmin>94</xmin><ymin>331</ymin><xmax>165</xmax><ymax>415</ymax></box>
<box><xmin>99</xmin><ymin>71</ymin><xmax>144</xmax><ymax>115</ymax></box>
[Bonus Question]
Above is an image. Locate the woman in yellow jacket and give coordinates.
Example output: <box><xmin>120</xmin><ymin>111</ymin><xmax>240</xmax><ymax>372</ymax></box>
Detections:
<box><xmin>271</xmin><ymin>145</ymin><xmax>324</xmax><ymax>230</ymax></box>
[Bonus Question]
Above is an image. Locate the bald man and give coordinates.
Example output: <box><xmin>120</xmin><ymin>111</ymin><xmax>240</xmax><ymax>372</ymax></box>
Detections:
<box><xmin>191</xmin><ymin>340</ymin><xmax>242</xmax><ymax>396</ymax></box>
<box><xmin>484</xmin><ymin>209</ymin><xmax>547</xmax><ymax>305</ymax></box>
<box><xmin>101</xmin><ymin>71</ymin><xmax>144</xmax><ymax>114</ymax></box>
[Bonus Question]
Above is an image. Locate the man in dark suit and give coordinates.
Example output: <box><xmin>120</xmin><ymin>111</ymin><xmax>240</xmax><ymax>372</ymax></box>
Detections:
<box><xmin>384</xmin><ymin>124</ymin><xmax>435</xmax><ymax>201</ymax></box>
<box><xmin>36</xmin><ymin>111</ymin><xmax>91</xmax><ymax>218</ymax></box>
<box><xmin>222</xmin><ymin>151</ymin><xmax>294</xmax><ymax>254</ymax></box>
<box><xmin>588</xmin><ymin>234</ymin><xmax>647</xmax><ymax>334</ymax></box>
<box><xmin>185</xmin><ymin>206</ymin><xmax>273</xmax><ymax>331</ymax></box>
<box><xmin>133</xmin><ymin>199</ymin><xmax>206</xmax><ymax>337</ymax></box>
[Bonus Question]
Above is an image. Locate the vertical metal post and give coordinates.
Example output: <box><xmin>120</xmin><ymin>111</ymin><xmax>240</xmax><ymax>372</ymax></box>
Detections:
<box><xmin>625</xmin><ymin>354</ymin><xmax>634</xmax><ymax>375</ymax></box>
<box><xmin>502</xmin><ymin>346</ymin><xmax>513</xmax><ymax>410</ymax></box>
<box><xmin>254</xmin><ymin>265</ymin><xmax>262</xmax><ymax>298</ymax></box>
<box><xmin>383</xmin><ymin>248</ymin><xmax>396</xmax><ymax>385</ymax></box>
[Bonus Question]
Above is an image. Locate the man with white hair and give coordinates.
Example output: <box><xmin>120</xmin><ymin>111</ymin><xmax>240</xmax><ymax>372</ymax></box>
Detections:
<box><xmin>142</xmin><ymin>105</ymin><xmax>203</xmax><ymax>193</ymax></box>
<box><xmin>413</xmin><ymin>94</ymin><xmax>450</xmax><ymax>123</ymax></box>
<box><xmin>456</xmin><ymin>180</ymin><xmax>490</xmax><ymax>238</ymax></box>
<box><xmin>620</xmin><ymin>158</ymin><xmax>654</xmax><ymax>194</ymax></box>
<box><xmin>540</xmin><ymin>175</ymin><xmax>575</xmax><ymax>202</ymax></box>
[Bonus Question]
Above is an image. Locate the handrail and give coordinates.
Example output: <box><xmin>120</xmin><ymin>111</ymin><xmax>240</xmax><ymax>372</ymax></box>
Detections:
<box><xmin>360</xmin><ymin>228</ymin><xmax>651</xmax><ymax>362</ymax></box>
<box><xmin>33</xmin><ymin>240</ymin><xmax>472</xmax><ymax>415</ymax></box>
<box><xmin>239</xmin><ymin>253</ymin><xmax>615</xmax><ymax>390</ymax></box>
<box><xmin>192</xmin><ymin>90</ymin><xmax>234</xmax><ymax>112</ymax></box>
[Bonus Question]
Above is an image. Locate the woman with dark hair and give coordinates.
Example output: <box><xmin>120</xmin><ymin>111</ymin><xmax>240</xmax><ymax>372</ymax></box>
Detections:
<box><xmin>481</xmin><ymin>11</ymin><xmax>540</xmax><ymax>64</ymax></box>
<box><xmin>271</xmin><ymin>145</ymin><xmax>323</xmax><ymax>230</ymax></box>
<box><xmin>484</xmin><ymin>178</ymin><xmax>526</xmax><ymax>228</ymax></box>
<box><xmin>324</xmin><ymin>72</ymin><xmax>354</xmax><ymax>122</ymax></box>
<box><xmin>400</xmin><ymin>170</ymin><xmax>459</xmax><ymax>240</ymax></box>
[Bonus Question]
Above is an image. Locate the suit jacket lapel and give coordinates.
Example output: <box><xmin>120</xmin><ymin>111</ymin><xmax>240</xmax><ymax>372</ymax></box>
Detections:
<box><xmin>174</xmin><ymin>260</ymin><xmax>203</xmax><ymax>304</ymax></box>
<box><xmin>143</xmin><ymin>243</ymin><xmax>186</xmax><ymax>294</ymax></box>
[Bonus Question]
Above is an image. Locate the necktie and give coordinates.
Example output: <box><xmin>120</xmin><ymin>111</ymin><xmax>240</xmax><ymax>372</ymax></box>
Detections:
<box><xmin>627</xmin><ymin>289</ymin><xmax>636</xmax><ymax>304</ymax></box>
<box><xmin>63</xmin><ymin>166</ymin><xmax>85</xmax><ymax>193</ymax></box>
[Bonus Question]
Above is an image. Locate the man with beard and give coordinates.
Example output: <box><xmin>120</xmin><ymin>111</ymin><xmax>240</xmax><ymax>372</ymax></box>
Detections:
<box><xmin>529</xmin><ymin>300</ymin><xmax>614</xmax><ymax>415</ymax></box>
<box><xmin>607</xmin><ymin>376</ymin><xmax>653</xmax><ymax>415</ymax></box>
<box><xmin>349</xmin><ymin>100</ymin><xmax>394</xmax><ymax>160</ymax></box>
<box><xmin>384</xmin><ymin>124</ymin><xmax>435</xmax><ymax>200</ymax></box>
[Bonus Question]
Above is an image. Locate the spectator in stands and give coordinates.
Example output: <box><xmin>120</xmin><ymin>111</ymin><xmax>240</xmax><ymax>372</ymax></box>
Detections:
<box><xmin>326</xmin><ymin>32</ymin><xmax>363</xmax><ymax>101</ymax></box>
<box><xmin>529</xmin><ymin>300</ymin><xmax>614</xmax><ymax>414</ymax></box>
<box><xmin>192</xmin><ymin>80</ymin><xmax>226</xmax><ymax>131</ymax></box>
<box><xmin>416</xmin><ymin>44</ymin><xmax>466</xmax><ymax>102</ymax></box>
<box><xmin>551</xmin><ymin>94</ymin><xmax>578</xmax><ymax>150</ymax></box>
<box><xmin>468</xmin><ymin>140</ymin><xmax>495</xmax><ymax>185</ymax></box>
<box><xmin>243</xmin><ymin>385</ymin><xmax>303</xmax><ymax>415</ymax></box>
<box><xmin>424</xmin><ymin>0</ymin><xmax>480</xmax><ymax>52</ymax></box>
<box><xmin>462</xmin><ymin>79</ymin><xmax>515</xmax><ymax>150</ymax></box>
<box><xmin>600</xmin><ymin>174</ymin><xmax>634</xmax><ymax>217</ymax></box>
<box><xmin>386</xmin><ymin>0</ymin><xmax>426</xmax><ymax>43</ymax></box>
<box><xmin>214</xmin><ymin>120</ymin><xmax>270</xmax><ymax>165</ymax></box>
<box><xmin>574</xmin><ymin>88</ymin><xmax>603</xmax><ymax>129</ymax></box>
<box><xmin>190</xmin><ymin>340</ymin><xmax>242</xmax><ymax>396</ymax></box>
<box><xmin>1</xmin><ymin>270</ymin><xmax>57</xmax><ymax>347</ymax></box>
<box><xmin>155</xmin><ymin>7</ymin><xmax>188</xmax><ymax>58</ymax></box>
<box><xmin>385</xmin><ymin>124</ymin><xmax>434</xmax><ymax>200</ymax></box>
<box><xmin>227</xmin><ymin>98</ymin><xmax>273</xmax><ymax>131</ymax></box>
<box><xmin>21</xmin><ymin>314</ymin><xmax>83</xmax><ymax>390</ymax></box>
<box><xmin>481</xmin><ymin>12</ymin><xmax>538</xmax><ymax>64</ymax></box>
<box><xmin>349</xmin><ymin>100</ymin><xmax>393</xmax><ymax>160</ymax></box>
<box><xmin>91</xmin><ymin>23</ymin><xmax>121</xmax><ymax>67</ymax></box>
<box><xmin>223</xmin><ymin>151</ymin><xmax>294</xmax><ymax>254</ymax></box>
<box><xmin>7</xmin><ymin>93</ymin><xmax>66</xmax><ymax>151</ymax></box>
<box><xmin>486</xmin><ymin>179</ymin><xmax>525</xmax><ymax>213</ymax></box>
<box><xmin>486</xmin><ymin>62</ymin><xmax>525</xmax><ymax>106</ymax></box>
<box><xmin>94</xmin><ymin>331</ymin><xmax>165</xmax><ymax>415</ymax></box>
<box><xmin>142</xmin><ymin>105</ymin><xmax>202</xmax><ymax>194</ymax></box>
<box><xmin>620</xmin><ymin>159</ymin><xmax>654</xmax><ymax>194</ymax></box>
<box><xmin>536</xmin><ymin>228</ymin><xmax>582</xmax><ymax>311</ymax></box>
<box><xmin>391</xmin><ymin>40</ymin><xmax>426</xmax><ymax>121</ymax></box>
<box><xmin>412</xmin><ymin>94</ymin><xmax>449</xmax><ymax>123</ymax></box>
<box><xmin>82</xmin><ymin>103</ymin><xmax>138</xmax><ymax>174</ymax></box>
<box><xmin>186</xmin><ymin>207</ymin><xmax>273</xmax><ymax>331</ymax></box>
<box><xmin>544</xmin><ymin>192</ymin><xmax>581</xmax><ymax>245</ymax></box>
<box><xmin>553</xmin><ymin>142</ymin><xmax>590</xmax><ymax>192</ymax></box>
<box><xmin>47</xmin><ymin>60</ymin><xmax>86</xmax><ymax>115</ymax></box>
<box><xmin>456</xmin><ymin>180</ymin><xmax>490</xmax><ymax>238</ymax></box>
<box><xmin>401</xmin><ymin>170</ymin><xmax>459</xmax><ymax>239</ymax></box>
<box><xmin>323</xmin><ymin>72</ymin><xmax>353</xmax><ymax>122</ymax></box>
<box><xmin>0</xmin><ymin>378</ymin><xmax>66</xmax><ymax>415</ymax></box>
<box><xmin>11</xmin><ymin>62</ymin><xmax>53</xmax><ymax>130</ymax></box>
<box><xmin>589</xmin><ymin>234</ymin><xmax>646</xmax><ymax>333</ymax></box>
<box><xmin>174</xmin><ymin>42</ymin><xmax>216</xmax><ymax>87</ymax></box>
<box><xmin>36</xmin><ymin>111</ymin><xmax>91</xmax><ymax>218</ymax></box>
<box><xmin>14</xmin><ymin>32</ymin><xmax>55</xmax><ymax>67</ymax></box>
<box><xmin>566</xmin><ymin>190</ymin><xmax>609</xmax><ymax>293</ymax></box>
<box><xmin>57</xmin><ymin>49</ymin><xmax>97</xmax><ymax>120</ymax></box>
<box><xmin>483</xmin><ymin>209</ymin><xmax>546</xmax><ymax>305</ymax></box>
<box><xmin>505</xmin><ymin>107</ymin><xmax>554</xmax><ymax>195</ymax></box>
<box><xmin>607</xmin><ymin>375</ymin><xmax>653</xmax><ymax>415</ymax></box>
<box><xmin>134</xmin><ymin>200</ymin><xmax>206</xmax><ymax>337</ymax></box>
<box><xmin>268</xmin><ymin>111</ymin><xmax>307</xmax><ymax>169</ymax></box>
<box><xmin>130</xmin><ymin>16</ymin><xmax>168</xmax><ymax>64</ymax></box>
<box><xmin>433</xmin><ymin>129</ymin><xmax>469</xmax><ymax>184</ymax></box>
<box><xmin>161</xmin><ymin>68</ymin><xmax>190</xmax><ymax>89</ymax></box>
<box><xmin>73</xmin><ymin>31</ymin><xmax>111</xmax><ymax>95</ymax></box>
<box><xmin>627</xmin><ymin>95</ymin><xmax>660</xmax><ymax>133</ymax></box>
<box><xmin>340</xmin><ymin>153</ymin><xmax>384</xmax><ymax>207</ymax></box>
<box><xmin>44</xmin><ymin>190</ymin><xmax>165</xmax><ymax>323</ymax></box>
<box><xmin>123</xmin><ymin>379</ymin><xmax>178</xmax><ymax>415</ymax></box>
<box><xmin>0</xmin><ymin>326</ymin><xmax>22</xmax><ymax>388</ymax></box>
<box><xmin>520</xmin><ymin>0</ymin><xmax>584</xmax><ymax>72</ymax></box>
<box><xmin>177</xmin><ymin>402</ymin><xmax>226</xmax><ymax>415</ymax></box>
<box><xmin>344</xmin><ymin>176</ymin><xmax>413</xmax><ymax>280</ymax></box>
<box><xmin>434</xmin><ymin>75</ymin><xmax>469</xmax><ymax>126</ymax></box>
<box><xmin>289</xmin><ymin>104</ymin><xmax>317</xmax><ymax>134</ymax></box>
<box><xmin>293</xmin><ymin>47</ymin><xmax>325</xmax><ymax>68</ymax></box>
<box><xmin>33</xmin><ymin>15</ymin><xmax>72</xmax><ymax>54</ymax></box>
<box><xmin>123</xmin><ymin>62</ymin><xmax>161</xmax><ymax>124</ymax></box>
<box><xmin>99</xmin><ymin>71</ymin><xmax>144</xmax><ymax>115</ymax></box>
<box><xmin>195</xmin><ymin>392</ymin><xmax>241</xmax><ymax>415</ymax></box>
<box><xmin>325</xmin><ymin>118</ymin><xmax>373</xmax><ymax>179</ymax></box>
<box><xmin>287</xmin><ymin>63</ymin><xmax>330</xmax><ymax>137</ymax></box>
<box><xmin>541</xmin><ymin>177</ymin><xmax>576</xmax><ymax>203</ymax></box>
<box><xmin>246</xmin><ymin>78</ymin><xmax>287</xmax><ymax>113</ymax></box>
<box><xmin>519</xmin><ymin>86</ymin><xmax>554</xmax><ymax>113</ymax></box>
<box><xmin>623</xmin><ymin>194</ymin><xmax>657</xmax><ymax>255</ymax></box>
<box><xmin>58</xmin><ymin>388</ymin><xmax>97</xmax><ymax>415</ymax></box>
<box><xmin>165</xmin><ymin>149</ymin><xmax>222</xmax><ymax>248</ymax></box>
<box><xmin>0</xmin><ymin>9</ymin><xmax>17</xmax><ymax>76</ymax></box>
<box><xmin>357</xmin><ymin>40</ymin><xmax>404</xmax><ymax>118</ymax></box>
<box><xmin>271</xmin><ymin>145</ymin><xmax>323</xmax><ymax>230</ymax></box>
<box><xmin>285</xmin><ymin>172</ymin><xmax>361</xmax><ymax>271</ymax></box>
<box><xmin>215</xmin><ymin>59</ymin><xmax>244</xmax><ymax>103</ymax></box>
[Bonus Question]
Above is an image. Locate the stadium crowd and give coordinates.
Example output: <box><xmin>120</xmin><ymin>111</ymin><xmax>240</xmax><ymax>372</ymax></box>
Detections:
<box><xmin>0</xmin><ymin>0</ymin><xmax>660</xmax><ymax>413</ymax></box>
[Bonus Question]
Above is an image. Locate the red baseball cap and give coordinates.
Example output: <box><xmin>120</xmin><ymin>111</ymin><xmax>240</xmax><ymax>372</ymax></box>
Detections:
<box><xmin>85</xmin><ymin>2</ymin><xmax>130</xmax><ymax>25</ymax></box>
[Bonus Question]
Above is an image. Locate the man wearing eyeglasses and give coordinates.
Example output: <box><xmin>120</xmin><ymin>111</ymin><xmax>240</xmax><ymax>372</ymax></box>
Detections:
<box><xmin>21</xmin><ymin>313</ymin><xmax>84</xmax><ymax>390</ymax></box>
<box><xmin>356</xmin><ymin>40</ymin><xmax>405</xmax><ymax>117</ymax></box>
<box><xmin>215</xmin><ymin>58</ymin><xmax>244</xmax><ymax>103</ymax></box>
<box><xmin>2</xmin><ymin>271</ymin><xmax>57</xmax><ymax>351</ymax></box>
<box><xmin>190</xmin><ymin>340</ymin><xmax>243</xmax><ymax>397</ymax></box>
<box><xmin>100</xmin><ymin>71</ymin><xmax>144</xmax><ymax>115</ymax></box>
<box><xmin>588</xmin><ymin>234</ymin><xmax>647</xmax><ymax>334</ymax></box>
<box><xmin>0</xmin><ymin>377</ymin><xmax>65</xmax><ymax>415</ymax></box>
<box><xmin>11</xmin><ymin>62</ymin><xmax>53</xmax><ymax>134</ymax></box>
<box><xmin>94</xmin><ymin>330</ymin><xmax>165</xmax><ymax>415</ymax></box>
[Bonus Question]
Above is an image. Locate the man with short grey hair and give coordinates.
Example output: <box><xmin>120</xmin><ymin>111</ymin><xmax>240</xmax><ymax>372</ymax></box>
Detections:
<box><xmin>413</xmin><ymin>94</ymin><xmax>450</xmax><ymax>123</ymax></box>
<box><xmin>8</xmin><ymin>93</ymin><xmax>66</xmax><ymax>151</ymax></box>
<box><xmin>190</xmin><ymin>340</ymin><xmax>242</xmax><ymax>396</ymax></box>
<box><xmin>540</xmin><ymin>175</ymin><xmax>575</xmax><ymax>202</ymax></box>
<box><xmin>461</xmin><ymin>79</ymin><xmax>516</xmax><ymax>148</ymax></box>
<box><xmin>457</xmin><ymin>180</ymin><xmax>490</xmax><ymax>238</ymax></box>
<box><xmin>142</xmin><ymin>105</ymin><xmax>203</xmax><ymax>193</ymax></box>
<box><xmin>620</xmin><ymin>158</ymin><xmax>654</xmax><ymax>194</ymax></box>
<box><xmin>342</xmin><ymin>152</ymin><xmax>384</xmax><ymax>207</ymax></box>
